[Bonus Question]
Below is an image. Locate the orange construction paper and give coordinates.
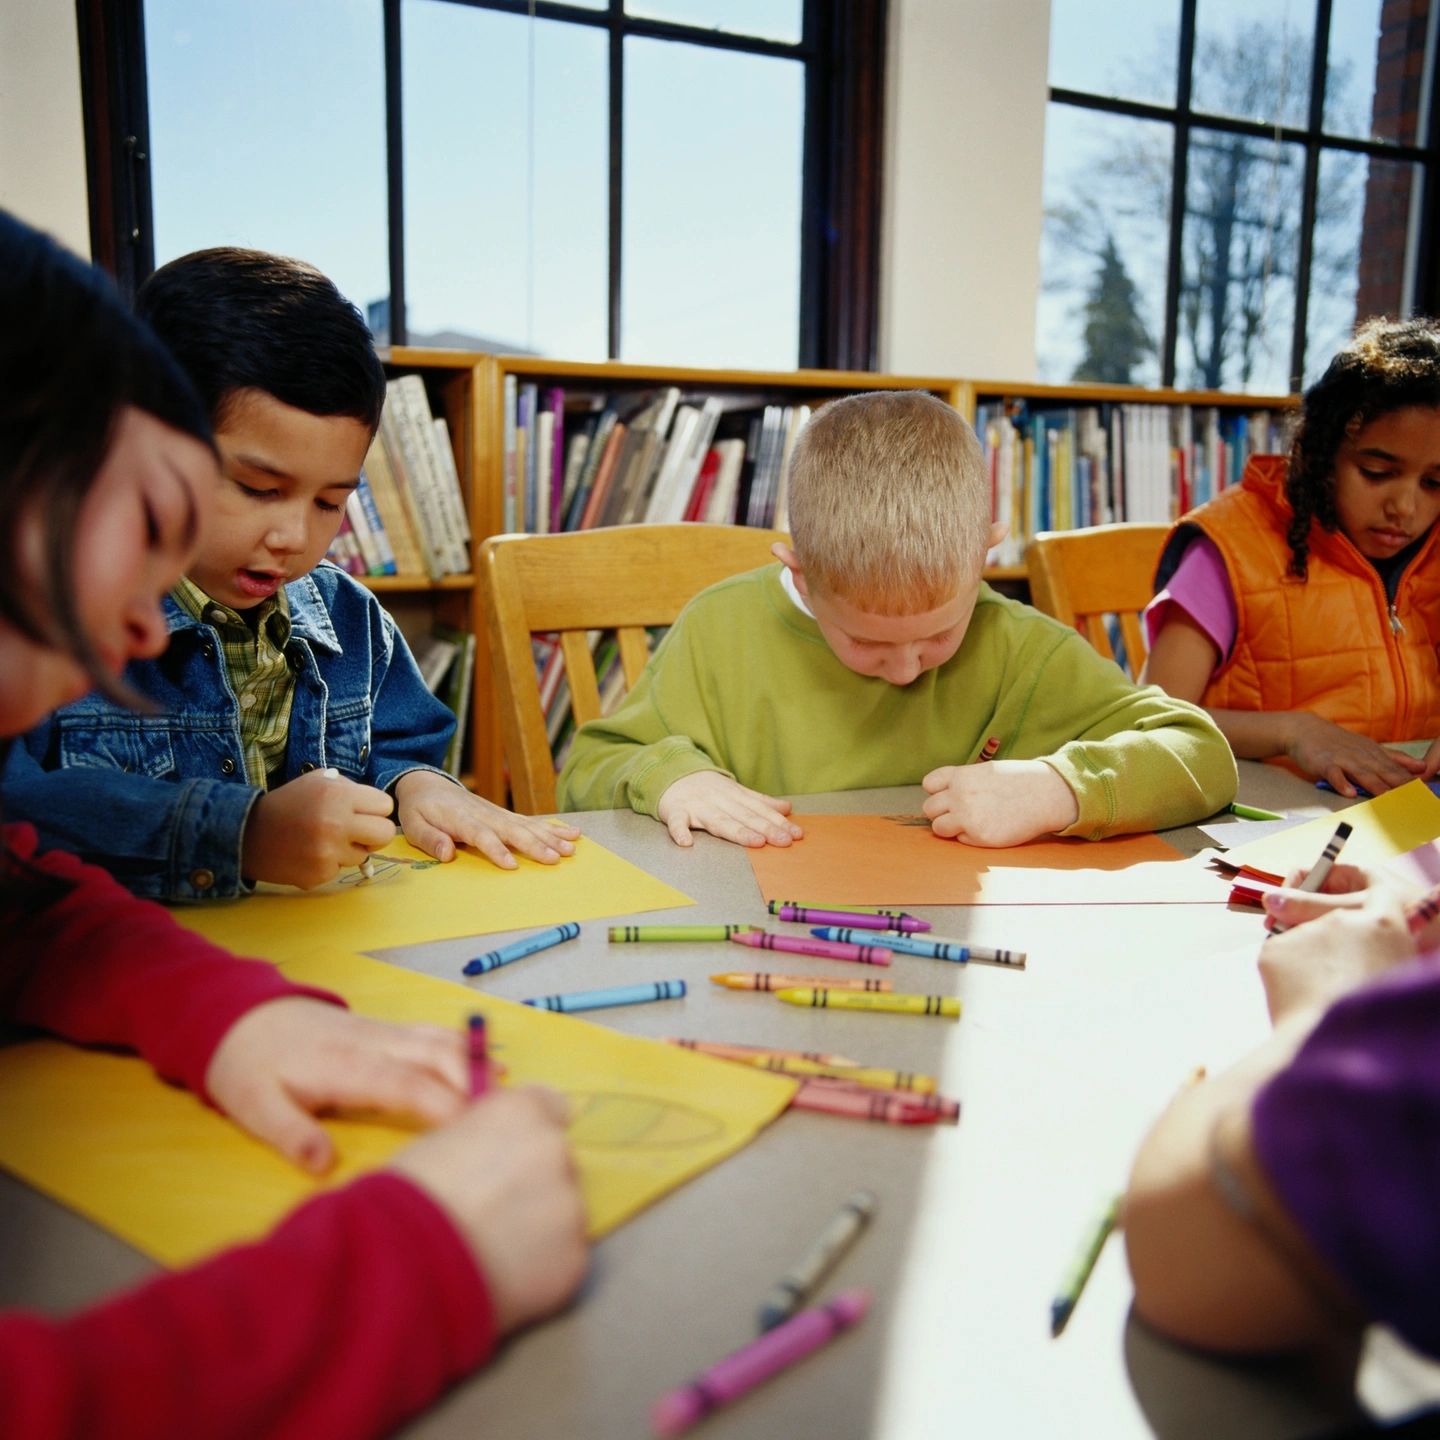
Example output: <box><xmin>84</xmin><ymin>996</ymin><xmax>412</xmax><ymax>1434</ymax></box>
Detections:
<box><xmin>747</xmin><ymin>813</ymin><xmax>1218</xmax><ymax>906</ymax></box>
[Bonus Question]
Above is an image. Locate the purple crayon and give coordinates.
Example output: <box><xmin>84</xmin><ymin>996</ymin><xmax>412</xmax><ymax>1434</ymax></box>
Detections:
<box><xmin>729</xmin><ymin>930</ymin><xmax>892</xmax><ymax>967</ymax></box>
<box><xmin>771</xmin><ymin>904</ymin><xmax>931</xmax><ymax>933</ymax></box>
<box><xmin>651</xmin><ymin>1289</ymin><xmax>871</xmax><ymax>1437</ymax></box>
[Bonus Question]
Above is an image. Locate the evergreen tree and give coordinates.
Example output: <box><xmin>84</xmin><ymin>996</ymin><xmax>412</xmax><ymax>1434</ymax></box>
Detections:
<box><xmin>1072</xmin><ymin>233</ymin><xmax>1151</xmax><ymax>384</ymax></box>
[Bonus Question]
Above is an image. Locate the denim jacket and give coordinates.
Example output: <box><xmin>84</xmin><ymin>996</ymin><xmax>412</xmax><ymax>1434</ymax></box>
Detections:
<box><xmin>2</xmin><ymin>564</ymin><xmax>457</xmax><ymax>902</ymax></box>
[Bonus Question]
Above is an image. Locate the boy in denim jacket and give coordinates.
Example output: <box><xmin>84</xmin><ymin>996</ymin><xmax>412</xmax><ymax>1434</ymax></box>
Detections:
<box><xmin>3</xmin><ymin>248</ymin><xmax>575</xmax><ymax>901</ymax></box>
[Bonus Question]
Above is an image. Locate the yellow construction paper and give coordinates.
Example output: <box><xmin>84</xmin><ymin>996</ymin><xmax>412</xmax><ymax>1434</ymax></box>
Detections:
<box><xmin>174</xmin><ymin>834</ymin><xmax>692</xmax><ymax>962</ymax></box>
<box><xmin>0</xmin><ymin>948</ymin><xmax>793</xmax><ymax>1268</ymax></box>
<box><xmin>1218</xmin><ymin>779</ymin><xmax>1440</xmax><ymax>880</ymax></box>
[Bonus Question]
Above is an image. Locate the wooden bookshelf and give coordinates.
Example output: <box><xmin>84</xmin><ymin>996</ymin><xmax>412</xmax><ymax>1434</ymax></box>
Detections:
<box><xmin>359</xmin><ymin>352</ymin><xmax>1299</xmax><ymax>806</ymax></box>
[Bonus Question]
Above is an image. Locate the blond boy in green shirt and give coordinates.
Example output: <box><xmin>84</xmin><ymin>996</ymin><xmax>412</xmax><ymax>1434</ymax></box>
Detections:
<box><xmin>559</xmin><ymin>391</ymin><xmax>1237</xmax><ymax>846</ymax></box>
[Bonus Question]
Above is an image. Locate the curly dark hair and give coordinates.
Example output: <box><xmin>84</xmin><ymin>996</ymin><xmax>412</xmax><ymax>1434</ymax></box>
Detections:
<box><xmin>1285</xmin><ymin>316</ymin><xmax>1440</xmax><ymax>577</ymax></box>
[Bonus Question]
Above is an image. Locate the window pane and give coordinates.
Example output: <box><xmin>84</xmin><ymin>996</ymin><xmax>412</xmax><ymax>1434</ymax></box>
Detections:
<box><xmin>1048</xmin><ymin>0</ymin><xmax>1181</xmax><ymax>106</ymax></box>
<box><xmin>1037</xmin><ymin>105</ymin><xmax>1171</xmax><ymax>386</ymax></box>
<box><xmin>1192</xmin><ymin>0</ymin><xmax>1314</xmax><ymax>130</ymax></box>
<box><xmin>622</xmin><ymin>38</ymin><xmax>802</xmax><ymax>368</ymax></box>
<box><xmin>1325</xmin><ymin>0</ymin><xmax>1432</xmax><ymax>144</ymax></box>
<box><xmin>626</xmin><ymin>2</ymin><xmax>802</xmax><ymax>46</ymax></box>
<box><xmin>1306</xmin><ymin>151</ymin><xmax>1422</xmax><ymax>384</ymax></box>
<box><xmin>402</xmin><ymin>1</ymin><xmax>608</xmax><ymax>358</ymax></box>
<box><xmin>145</xmin><ymin>0</ymin><xmax>386</xmax><ymax>324</ymax></box>
<box><xmin>1178</xmin><ymin>129</ymin><xmax>1302</xmax><ymax>392</ymax></box>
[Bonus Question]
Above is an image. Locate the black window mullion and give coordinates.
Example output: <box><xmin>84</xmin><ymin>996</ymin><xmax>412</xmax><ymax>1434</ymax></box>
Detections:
<box><xmin>1160</xmin><ymin>0</ymin><xmax>1197</xmax><ymax>388</ymax></box>
<box><xmin>607</xmin><ymin>0</ymin><xmax>622</xmax><ymax>359</ymax></box>
<box><xmin>1290</xmin><ymin>0</ymin><xmax>1332</xmax><ymax>389</ymax></box>
<box><xmin>384</xmin><ymin>0</ymin><xmax>407</xmax><ymax>346</ymax></box>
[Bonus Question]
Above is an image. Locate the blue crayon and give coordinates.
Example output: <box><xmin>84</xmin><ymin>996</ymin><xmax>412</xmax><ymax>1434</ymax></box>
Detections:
<box><xmin>810</xmin><ymin>926</ymin><xmax>1026</xmax><ymax>968</ymax></box>
<box><xmin>523</xmin><ymin>979</ymin><xmax>686</xmax><ymax>1014</ymax></box>
<box><xmin>463</xmin><ymin>922</ymin><xmax>581</xmax><ymax>976</ymax></box>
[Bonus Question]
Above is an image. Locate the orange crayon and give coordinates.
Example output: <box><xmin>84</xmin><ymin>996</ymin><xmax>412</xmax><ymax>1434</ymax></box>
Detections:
<box><xmin>709</xmin><ymin>971</ymin><xmax>893</xmax><ymax>994</ymax></box>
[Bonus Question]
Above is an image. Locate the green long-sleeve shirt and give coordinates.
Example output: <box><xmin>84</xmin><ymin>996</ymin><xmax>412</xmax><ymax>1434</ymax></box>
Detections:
<box><xmin>558</xmin><ymin>566</ymin><xmax>1237</xmax><ymax>837</ymax></box>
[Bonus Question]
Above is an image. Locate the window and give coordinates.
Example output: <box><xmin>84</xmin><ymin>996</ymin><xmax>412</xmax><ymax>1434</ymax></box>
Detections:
<box><xmin>92</xmin><ymin>0</ymin><xmax>882</xmax><ymax>370</ymax></box>
<box><xmin>1039</xmin><ymin>0</ymin><xmax>1438</xmax><ymax>392</ymax></box>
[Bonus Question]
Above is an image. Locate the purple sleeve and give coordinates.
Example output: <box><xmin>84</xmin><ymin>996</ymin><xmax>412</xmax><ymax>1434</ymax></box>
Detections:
<box><xmin>1143</xmin><ymin>535</ymin><xmax>1237</xmax><ymax>659</ymax></box>
<box><xmin>1251</xmin><ymin>961</ymin><xmax>1440</xmax><ymax>1358</ymax></box>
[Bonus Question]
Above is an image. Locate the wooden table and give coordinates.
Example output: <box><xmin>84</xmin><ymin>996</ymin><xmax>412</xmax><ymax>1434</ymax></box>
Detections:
<box><xmin>5</xmin><ymin>762</ymin><xmax>1423</xmax><ymax>1438</ymax></box>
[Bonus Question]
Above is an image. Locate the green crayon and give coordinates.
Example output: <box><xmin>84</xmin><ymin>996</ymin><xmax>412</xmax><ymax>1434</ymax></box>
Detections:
<box><xmin>1050</xmin><ymin>1193</ymin><xmax>1121</xmax><ymax>1336</ymax></box>
<box><xmin>608</xmin><ymin>924</ymin><xmax>758</xmax><ymax>942</ymax></box>
<box><xmin>1229</xmin><ymin>802</ymin><xmax>1284</xmax><ymax>822</ymax></box>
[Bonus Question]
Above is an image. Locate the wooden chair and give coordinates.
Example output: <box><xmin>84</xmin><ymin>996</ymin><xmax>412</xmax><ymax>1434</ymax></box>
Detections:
<box><xmin>1025</xmin><ymin>523</ymin><xmax>1171</xmax><ymax>679</ymax></box>
<box><xmin>479</xmin><ymin>524</ymin><xmax>787</xmax><ymax>814</ymax></box>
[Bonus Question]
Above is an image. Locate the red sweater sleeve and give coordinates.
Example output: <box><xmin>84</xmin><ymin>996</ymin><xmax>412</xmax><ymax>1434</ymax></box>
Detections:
<box><xmin>1</xmin><ymin>825</ymin><xmax>342</xmax><ymax>1096</ymax></box>
<box><xmin>0</xmin><ymin>1172</ymin><xmax>497</xmax><ymax>1440</ymax></box>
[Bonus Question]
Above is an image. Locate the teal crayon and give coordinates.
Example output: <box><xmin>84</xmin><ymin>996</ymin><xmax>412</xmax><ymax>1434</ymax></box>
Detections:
<box><xmin>463</xmin><ymin>922</ymin><xmax>580</xmax><ymax>976</ymax></box>
<box><xmin>609</xmin><ymin>924</ymin><xmax>757</xmax><ymax>942</ymax></box>
<box><xmin>523</xmin><ymin>979</ymin><xmax>686</xmax><ymax>1014</ymax></box>
<box><xmin>810</xmin><ymin>926</ymin><xmax>1026</xmax><ymax>968</ymax></box>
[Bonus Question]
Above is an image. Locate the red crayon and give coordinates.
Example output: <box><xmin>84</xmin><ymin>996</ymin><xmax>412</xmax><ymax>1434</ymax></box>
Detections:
<box><xmin>729</xmin><ymin>930</ymin><xmax>892</xmax><ymax>967</ymax></box>
<box><xmin>1406</xmin><ymin>882</ymin><xmax>1440</xmax><ymax>935</ymax></box>
<box><xmin>789</xmin><ymin>1080</ymin><xmax>940</xmax><ymax>1125</ymax></box>
<box><xmin>976</xmin><ymin>735</ymin><xmax>1000</xmax><ymax>762</ymax></box>
<box><xmin>1229</xmin><ymin>883</ymin><xmax>1268</xmax><ymax>909</ymax></box>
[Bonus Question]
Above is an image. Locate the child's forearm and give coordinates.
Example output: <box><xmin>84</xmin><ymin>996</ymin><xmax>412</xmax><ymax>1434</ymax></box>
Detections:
<box><xmin>1207</xmin><ymin>707</ymin><xmax>1305</xmax><ymax>761</ymax></box>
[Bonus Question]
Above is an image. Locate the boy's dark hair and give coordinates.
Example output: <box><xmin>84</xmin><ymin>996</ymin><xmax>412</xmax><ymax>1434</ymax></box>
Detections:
<box><xmin>136</xmin><ymin>247</ymin><xmax>386</xmax><ymax>433</ymax></box>
<box><xmin>1285</xmin><ymin>315</ymin><xmax>1440</xmax><ymax>577</ymax></box>
<box><xmin>0</xmin><ymin>209</ymin><xmax>213</xmax><ymax>685</ymax></box>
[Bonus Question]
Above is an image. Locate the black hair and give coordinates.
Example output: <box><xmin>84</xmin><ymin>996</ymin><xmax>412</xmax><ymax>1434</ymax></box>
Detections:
<box><xmin>1285</xmin><ymin>316</ymin><xmax>1440</xmax><ymax>577</ymax></box>
<box><xmin>0</xmin><ymin>208</ymin><xmax>213</xmax><ymax>683</ymax></box>
<box><xmin>136</xmin><ymin>247</ymin><xmax>386</xmax><ymax>433</ymax></box>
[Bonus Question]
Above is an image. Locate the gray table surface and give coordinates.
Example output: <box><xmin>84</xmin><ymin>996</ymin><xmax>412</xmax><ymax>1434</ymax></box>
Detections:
<box><xmin>5</xmin><ymin>763</ymin><xmax>1426</xmax><ymax>1439</ymax></box>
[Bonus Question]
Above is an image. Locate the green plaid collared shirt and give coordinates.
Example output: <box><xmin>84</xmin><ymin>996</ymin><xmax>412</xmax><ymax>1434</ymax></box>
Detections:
<box><xmin>173</xmin><ymin>576</ymin><xmax>296</xmax><ymax>788</ymax></box>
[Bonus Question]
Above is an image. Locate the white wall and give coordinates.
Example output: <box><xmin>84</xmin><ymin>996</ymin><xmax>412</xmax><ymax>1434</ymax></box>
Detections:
<box><xmin>0</xmin><ymin>0</ymin><xmax>90</xmax><ymax>257</ymax></box>
<box><xmin>881</xmin><ymin>0</ymin><xmax>1050</xmax><ymax>382</ymax></box>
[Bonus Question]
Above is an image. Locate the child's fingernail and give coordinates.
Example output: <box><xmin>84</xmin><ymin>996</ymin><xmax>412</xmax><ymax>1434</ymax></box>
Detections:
<box><xmin>1263</xmin><ymin>892</ymin><xmax>1284</xmax><ymax>912</ymax></box>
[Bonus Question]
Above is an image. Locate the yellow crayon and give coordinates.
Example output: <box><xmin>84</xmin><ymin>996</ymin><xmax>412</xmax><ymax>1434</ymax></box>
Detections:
<box><xmin>709</xmin><ymin>971</ymin><xmax>893</xmax><ymax>994</ymax></box>
<box><xmin>775</xmin><ymin>988</ymin><xmax>961</xmax><ymax>1020</ymax></box>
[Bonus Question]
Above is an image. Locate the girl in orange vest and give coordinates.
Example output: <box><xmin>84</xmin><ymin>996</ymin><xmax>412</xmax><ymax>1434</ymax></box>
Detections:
<box><xmin>1142</xmin><ymin>318</ymin><xmax>1440</xmax><ymax>797</ymax></box>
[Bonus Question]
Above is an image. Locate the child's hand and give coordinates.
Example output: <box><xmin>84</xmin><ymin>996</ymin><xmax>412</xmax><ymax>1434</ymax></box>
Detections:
<box><xmin>1258</xmin><ymin>884</ymin><xmax>1416</xmax><ymax>1023</ymax></box>
<box><xmin>394</xmin><ymin>770</ymin><xmax>579</xmax><ymax>870</ymax></box>
<box><xmin>656</xmin><ymin>771</ymin><xmax>804</xmax><ymax>848</ymax></box>
<box><xmin>389</xmin><ymin>1087</ymin><xmax>587</xmax><ymax>1335</ymax></box>
<box><xmin>1423</xmin><ymin>736</ymin><xmax>1440</xmax><ymax>781</ymax></box>
<box><xmin>242</xmin><ymin>769</ymin><xmax>397</xmax><ymax>888</ymax></box>
<box><xmin>920</xmin><ymin>759</ymin><xmax>1080</xmax><ymax>846</ymax></box>
<box><xmin>1286</xmin><ymin>713</ymin><xmax>1424</xmax><ymax>797</ymax></box>
<box><xmin>205</xmin><ymin>997</ymin><xmax>470</xmax><ymax>1173</ymax></box>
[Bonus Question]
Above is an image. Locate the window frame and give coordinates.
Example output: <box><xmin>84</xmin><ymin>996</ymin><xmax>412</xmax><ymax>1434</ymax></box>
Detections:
<box><xmin>1048</xmin><ymin>0</ymin><xmax>1440</xmax><ymax>390</ymax></box>
<box><xmin>77</xmin><ymin>0</ymin><xmax>887</xmax><ymax>370</ymax></box>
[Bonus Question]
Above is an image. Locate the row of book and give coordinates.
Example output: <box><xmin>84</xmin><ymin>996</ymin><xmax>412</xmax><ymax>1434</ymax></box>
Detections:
<box><xmin>977</xmin><ymin>401</ymin><xmax>1287</xmax><ymax>567</ymax></box>
<box><xmin>326</xmin><ymin>376</ymin><xmax>472</xmax><ymax>580</ymax></box>
<box><xmin>502</xmin><ymin>381</ymin><xmax>814</xmax><ymax>536</ymax></box>
<box><xmin>410</xmin><ymin>624</ymin><xmax>477</xmax><ymax>777</ymax></box>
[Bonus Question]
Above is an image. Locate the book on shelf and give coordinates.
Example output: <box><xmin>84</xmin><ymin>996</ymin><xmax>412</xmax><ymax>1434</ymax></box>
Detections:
<box><xmin>324</xmin><ymin>513</ymin><xmax>367</xmax><ymax>576</ymax></box>
<box><xmin>411</xmin><ymin>628</ymin><xmax>462</xmax><ymax>695</ymax></box>
<box><xmin>362</xmin><ymin>437</ymin><xmax>427</xmax><ymax>578</ymax></box>
<box><xmin>975</xmin><ymin>398</ymin><xmax>1287</xmax><ymax>568</ymax></box>
<box><xmin>379</xmin><ymin>377</ymin><xmax>470</xmax><ymax>578</ymax></box>
<box><xmin>432</xmin><ymin>623</ymin><xmax>477</xmax><ymax>778</ymax></box>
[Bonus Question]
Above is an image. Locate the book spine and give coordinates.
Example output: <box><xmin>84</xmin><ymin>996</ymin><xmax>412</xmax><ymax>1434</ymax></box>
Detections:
<box><xmin>399</xmin><ymin>376</ymin><xmax>466</xmax><ymax>572</ymax></box>
<box><xmin>344</xmin><ymin>490</ymin><xmax>383</xmax><ymax>575</ymax></box>
<box><xmin>548</xmin><ymin>387</ymin><xmax>566</xmax><ymax>534</ymax></box>
<box><xmin>363</xmin><ymin>438</ymin><xmax>425</xmax><ymax>577</ymax></box>
<box><xmin>502</xmin><ymin>374</ymin><xmax>518</xmax><ymax>533</ymax></box>
<box><xmin>381</xmin><ymin>382</ymin><xmax>445</xmax><ymax>579</ymax></box>
<box><xmin>355</xmin><ymin>474</ymin><xmax>397</xmax><ymax>574</ymax></box>
<box><xmin>444</xmin><ymin>632</ymin><xmax>478</xmax><ymax>777</ymax></box>
<box><xmin>519</xmin><ymin>383</ymin><xmax>539</xmax><ymax>533</ymax></box>
<box><xmin>432</xmin><ymin>417</ymin><xmax>471</xmax><ymax>544</ymax></box>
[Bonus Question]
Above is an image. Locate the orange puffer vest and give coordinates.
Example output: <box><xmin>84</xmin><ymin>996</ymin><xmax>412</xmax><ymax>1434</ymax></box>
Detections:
<box><xmin>1155</xmin><ymin>455</ymin><xmax>1440</xmax><ymax>741</ymax></box>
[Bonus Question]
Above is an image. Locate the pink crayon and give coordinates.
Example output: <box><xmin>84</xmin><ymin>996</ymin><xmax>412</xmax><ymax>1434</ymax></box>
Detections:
<box><xmin>801</xmin><ymin>1075</ymin><xmax>960</xmax><ymax>1125</ymax></box>
<box><xmin>651</xmin><ymin>1290</ymin><xmax>871</xmax><ymax>1437</ymax></box>
<box><xmin>772</xmin><ymin>904</ymin><xmax>930</xmax><ymax>933</ymax></box>
<box><xmin>467</xmin><ymin>1014</ymin><xmax>490</xmax><ymax>1099</ymax></box>
<box><xmin>729</xmin><ymin>931</ymin><xmax>892</xmax><ymax>967</ymax></box>
<box><xmin>789</xmin><ymin>1080</ymin><xmax>941</xmax><ymax>1125</ymax></box>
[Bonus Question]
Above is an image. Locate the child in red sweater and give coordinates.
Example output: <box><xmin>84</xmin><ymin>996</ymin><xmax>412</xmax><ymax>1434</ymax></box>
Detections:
<box><xmin>0</xmin><ymin>210</ymin><xmax>586</xmax><ymax>1438</ymax></box>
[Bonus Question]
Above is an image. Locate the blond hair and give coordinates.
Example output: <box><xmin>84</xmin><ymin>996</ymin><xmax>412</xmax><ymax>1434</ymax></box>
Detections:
<box><xmin>786</xmin><ymin>390</ymin><xmax>991</xmax><ymax>613</ymax></box>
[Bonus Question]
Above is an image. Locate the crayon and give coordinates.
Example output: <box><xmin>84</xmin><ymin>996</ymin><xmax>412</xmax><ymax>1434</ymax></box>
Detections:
<box><xmin>788</xmin><ymin>1082</ymin><xmax>940</xmax><ymax>1125</ymax></box>
<box><xmin>758</xmin><ymin>1191</ymin><xmax>877</xmax><ymax>1331</ymax></box>
<box><xmin>770</xmin><ymin>905</ymin><xmax>931</xmax><ymax>933</ymax></box>
<box><xmin>665</xmin><ymin>1038</ymin><xmax>865</xmax><ymax>1069</ymax></box>
<box><xmin>1406</xmin><ymin>882</ymin><xmax>1440</xmax><ymax>935</ymax></box>
<box><xmin>1266</xmin><ymin>820</ymin><xmax>1353</xmax><ymax>937</ymax></box>
<box><xmin>800</xmin><ymin>1074</ymin><xmax>959</xmax><ymax>1122</ymax></box>
<box><xmin>976</xmin><ymin>734</ymin><xmax>1000</xmax><ymax>762</ymax></box>
<box><xmin>1229</xmin><ymin>801</ymin><xmax>1284</xmax><ymax>821</ymax></box>
<box><xmin>609</xmin><ymin>924</ymin><xmax>758</xmax><ymax>942</ymax></box>
<box><xmin>730</xmin><ymin>931</ymin><xmax>892</xmax><ymax>966</ymax></box>
<box><xmin>523</xmin><ymin>978</ymin><xmax>686</xmax><ymax>1014</ymax></box>
<box><xmin>463</xmin><ymin>921</ymin><xmax>581</xmax><ymax>976</ymax></box>
<box><xmin>1228</xmin><ymin>883</ymin><xmax>1267</xmax><ymax>909</ymax></box>
<box><xmin>809</xmin><ymin>927</ymin><xmax>1025</xmax><ymax>968</ymax></box>
<box><xmin>711</xmin><ymin>1052</ymin><xmax>938</xmax><ymax>1092</ymax></box>
<box><xmin>1050</xmin><ymin>1193</ymin><xmax>1121</xmax><ymax>1336</ymax></box>
<box><xmin>466</xmin><ymin>1014</ymin><xmax>489</xmax><ymax>1098</ymax></box>
<box><xmin>651</xmin><ymin>1290</ymin><xmax>871</xmax><ymax>1437</ymax></box>
<box><xmin>776</xmin><ymin>988</ymin><xmax>961</xmax><ymax>1019</ymax></box>
<box><xmin>359</xmin><ymin>854</ymin><xmax>377</xmax><ymax>881</ymax></box>
<box><xmin>709</xmin><ymin>971</ymin><xmax>894</xmax><ymax>994</ymax></box>
<box><xmin>768</xmin><ymin>901</ymin><xmax>893</xmax><ymax>917</ymax></box>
